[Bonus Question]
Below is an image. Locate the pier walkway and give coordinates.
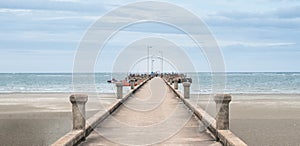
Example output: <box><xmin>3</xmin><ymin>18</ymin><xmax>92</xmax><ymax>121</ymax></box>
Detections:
<box><xmin>53</xmin><ymin>76</ymin><xmax>247</xmax><ymax>146</ymax></box>
<box><xmin>79</xmin><ymin>77</ymin><xmax>221</xmax><ymax>145</ymax></box>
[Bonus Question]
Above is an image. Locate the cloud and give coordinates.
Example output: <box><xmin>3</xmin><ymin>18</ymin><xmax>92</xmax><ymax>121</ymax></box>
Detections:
<box><xmin>274</xmin><ymin>5</ymin><xmax>300</xmax><ymax>19</ymax></box>
<box><xmin>219</xmin><ymin>40</ymin><xmax>296</xmax><ymax>48</ymax></box>
<box><xmin>50</xmin><ymin>0</ymin><xmax>82</xmax><ymax>3</ymax></box>
<box><xmin>204</xmin><ymin>4</ymin><xmax>300</xmax><ymax>29</ymax></box>
<box><xmin>0</xmin><ymin>8</ymin><xmax>32</xmax><ymax>13</ymax></box>
<box><xmin>39</xmin><ymin>15</ymin><xmax>99</xmax><ymax>21</ymax></box>
<box><xmin>0</xmin><ymin>0</ymin><xmax>300</xmax><ymax>72</ymax></box>
<box><xmin>209</xmin><ymin>5</ymin><xmax>300</xmax><ymax>20</ymax></box>
<box><xmin>0</xmin><ymin>0</ymin><xmax>109</xmax><ymax>13</ymax></box>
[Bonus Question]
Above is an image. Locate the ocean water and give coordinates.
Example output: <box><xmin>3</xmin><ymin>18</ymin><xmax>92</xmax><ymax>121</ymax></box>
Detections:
<box><xmin>0</xmin><ymin>72</ymin><xmax>300</xmax><ymax>94</ymax></box>
<box><xmin>186</xmin><ymin>72</ymin><xmax>300</xmax><ymax>94</ymax></box>
<box><xmin>0</xmin><ymin>73</ymin><xmax>127</xmax><ymax>93</ymax></box>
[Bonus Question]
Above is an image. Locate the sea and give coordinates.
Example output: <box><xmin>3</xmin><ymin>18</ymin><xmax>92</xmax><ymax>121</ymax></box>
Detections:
<box><xmin>0</xmin><ymin>72</ymin><xmax>300</xmax><ymax>94</ymax></box>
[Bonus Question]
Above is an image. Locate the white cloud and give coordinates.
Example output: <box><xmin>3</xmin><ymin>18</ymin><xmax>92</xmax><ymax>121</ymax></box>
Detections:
<box><xmin>39</xmin><ymin>15</ymin><xmax>99</xmax><ymax>21</ymax></box>
<box><xmin>0</xmin><ymin>8</ymin><xmax>32</xmax><ymax>14</ymax></box>
<box><xmin>218</xmin><ymin>40</ymin><xmax>296</xmax><ymax>48</ymax></box>
<box><xmin>50</xmin><ymin>0</ymin><xmax>82</xmax><ymax>2</ymax></box>
<box><xmin>0</xmin><ymin>0</ymin><xmax>300</xmax><ymax>72</ymax></box>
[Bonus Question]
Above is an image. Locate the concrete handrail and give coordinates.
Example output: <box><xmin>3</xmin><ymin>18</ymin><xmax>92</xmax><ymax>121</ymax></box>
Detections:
<box><xmin>52</xmin><ymin>77</ymin><xmax>152</xmax><ymax>146</ymax></box>
<box><xmin>162</xmin><ymin>78</ymin><xmax>247</xmax><ymax>146</ymax></box>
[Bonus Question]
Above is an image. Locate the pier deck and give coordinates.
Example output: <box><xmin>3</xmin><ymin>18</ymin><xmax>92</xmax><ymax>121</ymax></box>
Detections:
<box><xmin>79</xmin><ymin>77</ymin><xmax>221</xmax><ymax>145</ymax></box>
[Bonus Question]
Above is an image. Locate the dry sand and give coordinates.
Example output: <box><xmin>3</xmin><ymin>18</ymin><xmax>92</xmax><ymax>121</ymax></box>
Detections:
<box><xmin>195</xmin><ymin>94</ymin><xmax>300</xmax><ymax>146</ymax></box>
<box><xmin>0</xmin><ymin>93</ymin><xmax>300</xmax><ymax>145</ymax></box>
<box><xmin>0</xmin><ymin>93</ymin><xmax>116</xmax><ymax>145</ymax></box>
<box><xmin>230</xmin><ymin>94</ymin><xmax>300</xmax><ymax>146</ymax></box>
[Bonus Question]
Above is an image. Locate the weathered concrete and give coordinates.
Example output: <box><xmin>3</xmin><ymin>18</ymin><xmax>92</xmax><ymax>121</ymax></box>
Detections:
<box><xmin>214</xmin><ymin>94</ymin><xmax>231</xmax><ymax>130</ymax></box>
<box><xmin>53</xmin><ymin>77</ymin><xmax>246</xmax><ymax>146</ymax></box>
<box><xmin>169</xmin><ymin>78</ymin><xmax>173</xmax><ymax>85</ymax></box>
<box><xmin>174</xmin><ymin>79</ymin><xmax>178</xmax><ymax>90</ymax></box>
<box><xmin>165</xmin><ymin>79</ymin><xmax>247</xmax><ymax>146</ymax></box>
<box><xmin>183</xmin><ymin>81</ymin><xmax>191</xmax><ymax>99</ymax></box>
<box><xmin>79</xmin><ymin>77</ymin><xmax>221</xmax><ymax>145</ymax></box>
<box><xmin>115</xmin><ymin>82</ymin><xmax>123</xmax><ymax>99</ymax></box>
<box><xmin>52</xmin><ymin>78</ymin><xmax>151</xmax><ymax>146</ymax></box>
<box><xmin>69</xmin><ymin>94</ymin><xmax>88</xmax><ymax>130</ymax></box>
<box><xmin>52</xmin><ymin>130</ymin><xmax>85</xmax><ymax>146</ymax></box>
<box><xmin>218</xmin><ymin>130</ymin><xmax>248</xmax><ymax>146</ymax></box>
<box><xmin>130</xmin><ymin>79</ymin><xmax>135</xmax><ymax>89</ymax></box>
<box><xmin>52</xmin><ymin>94</ymin><xmax>88</xmax><ymax>146</ymax></box>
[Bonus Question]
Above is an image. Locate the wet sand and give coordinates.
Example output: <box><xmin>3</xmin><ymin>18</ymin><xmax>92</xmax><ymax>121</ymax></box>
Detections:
<box><xmin>0</xmin><ymin>93</ymin><xmax>300</xmax><ymax>145</ymax></box>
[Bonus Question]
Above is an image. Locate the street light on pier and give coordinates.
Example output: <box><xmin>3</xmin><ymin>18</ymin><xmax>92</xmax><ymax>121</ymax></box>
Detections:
<box><xmin>151</xmin><ymin>56</ymin><xmax>155</xmax><ymax>73</ymax></box>
<box><xmin>147</xmin><ymin>45</ymin><xmax>152</xmax><ymax>74</ymax></box>
<box><xmin>159</xmin><ymin>51</ymin><xmax>163</xmax><ymax>73</ymax></box>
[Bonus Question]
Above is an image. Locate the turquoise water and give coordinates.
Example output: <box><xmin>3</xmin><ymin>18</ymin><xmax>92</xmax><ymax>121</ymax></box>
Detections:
<box><xmin>0</xmin><ymin>72</ymin><xmax>300</xmax><ymax>94</ymax></box>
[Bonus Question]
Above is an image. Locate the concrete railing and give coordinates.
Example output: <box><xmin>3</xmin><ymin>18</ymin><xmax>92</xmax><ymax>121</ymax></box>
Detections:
<box><xmin>163</xmin><ymin>78</ymin><xmax>247</xmax><ymax>146</ymax></box>
<box><xmin>52</xmin><ymin>77</ymin><xmax>152</xmax><ymax>146</ymax></box>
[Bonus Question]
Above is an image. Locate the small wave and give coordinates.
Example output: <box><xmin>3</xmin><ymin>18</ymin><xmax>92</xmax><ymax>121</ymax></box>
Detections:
<box><xmin>35</xmin><ymin>75</ymin><xmax>70</xmax><ymax>77</ymax></box>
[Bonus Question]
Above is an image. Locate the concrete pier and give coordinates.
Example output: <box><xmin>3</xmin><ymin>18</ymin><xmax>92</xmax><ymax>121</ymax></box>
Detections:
<box><xmin>79</xmin><ymin>77</ymin><xmax>221</xmax><ymax>145</ymax></box>
<box><xmin>214</xmin><ymin>94</ymin><xmax>231</xmax><ymax>130</ymax></box>
<box><xmin>130</xmin><ymin>79</ymin><xmax>135</xmax><ymax>89</ymax></box>
<box><xmin>53</xmin><ymin>76</ymin><xmax>246</xmax><ymax>146</ymax></box>
<box><xmin>183</xmin><ymin>81</ymin><xmax>191</xmax><ymax>99</ymax></box>
<box><xmin>115</xmin><ymin>82</ymin><xmax>123</xmax><ymax>99</ymax></box>
<box><xmin>169</xmin><ymin>78</ymin><xmax>173</xmax><ymax>85</ymax></box>
<box><xmin>69</xmin><ymin>94</ymin><xmax>88</xmax><ymax>130</ymax></box>
<box><xmin>174</xmin><ymin>79</ymin><xmax>178</xmax><ymax>90</ymax></box>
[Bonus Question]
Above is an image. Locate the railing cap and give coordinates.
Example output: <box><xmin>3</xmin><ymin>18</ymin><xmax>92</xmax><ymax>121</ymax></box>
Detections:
<box><xmin>116</xmin><ymin>82</ymin><xmax>123</xmax><ymax>87</ymax></box>
<box><xmin>182</xmin><ymin>82</ymin><xmax>191</xmax><ymax>87</ymax></box>
<box><xmin>214</xmin><ymin>94</ymin><xmax>232</xmax><ymax>102</ymax></box>
<box><xmin>70</xmin><ymin>94</ymin><xmax>88</xmax><ymax>103</ymax></box>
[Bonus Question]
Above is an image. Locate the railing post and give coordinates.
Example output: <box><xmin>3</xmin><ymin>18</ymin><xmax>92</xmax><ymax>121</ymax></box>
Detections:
<box><xmin>174</xmin><ymin>79</ymin><xmax>178</xmax><ymax>90</ymax></box>
<box><xmin>182</xmin><ymin>82</ymin><xmax>191</xmax><ymax>99</ymax></box>
<box><xmin>214</xmin><ymin>94</ymin><xmax>231</xmax><ymax>130</ymax></box>
<box><xmin>169</xmin><ymin>78</ymin><xmax>173</xmax><ymax>85</ymax></box>
<box><xmin>130</xmin><ymin>79</ymin><xmax>135</xmax><ymax>89</ymax></box>
<box><xmin>69</xmin><ymin>94</ymin><xmax>88</xmax><ymax>131</ymax></box>
<box><xmin>116</xmin><ymin>82</ymin><xmax>123</xmax><ymax>99</ymax></box>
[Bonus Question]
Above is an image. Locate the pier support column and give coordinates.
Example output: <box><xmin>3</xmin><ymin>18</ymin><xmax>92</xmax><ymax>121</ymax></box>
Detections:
<box><xmin>70</xmin><ymin>94</ymin><xmax>88</xmax><ymax>131</ymax></box>
<box><xmin>174</xmin><ymin>79</ymin><xmax>178</xmax><ymax>90</ymax></box>
<box><xmin>183</xmin><ymin>82</ymin><xmax>191</xmax><ymax>99</ymax></box>
<box><xmin>130</xmin><ymin>79</ymin><xmax>135</xmax><ymax>89</ymax></box>
<box><xmin>116</xmin><ymin>82</ymin><xmax>123</xmax><ymax>99</ymax></box>
<box><xmin>214</xmin><ymin>94</ymin><xmax>231</xmax><ymax>130</ymax></box>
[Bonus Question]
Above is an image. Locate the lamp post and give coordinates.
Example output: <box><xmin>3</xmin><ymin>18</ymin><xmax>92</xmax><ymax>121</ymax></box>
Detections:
<box><xmin>147</xmin><ymin>45</ymin><xmax>152</xmax><ymax>74</ymax></box>
<box><xmin>159</xmin><ymin>51</ymin><xmax>163</xmax><ymax>73</ymax></box>
<box><xmin>151</xmin><ymin>56</ymin><xmax>155</xmax><ymax>73</ymax></box>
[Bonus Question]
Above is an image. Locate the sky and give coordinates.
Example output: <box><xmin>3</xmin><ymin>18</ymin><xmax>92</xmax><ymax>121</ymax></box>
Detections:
<box><xmin>0</xmin><ymin>0</ymin><xmax>299</xmax><ymax>72</ymax></box>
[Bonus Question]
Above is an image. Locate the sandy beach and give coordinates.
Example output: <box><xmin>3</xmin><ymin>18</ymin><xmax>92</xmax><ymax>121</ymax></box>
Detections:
<box><xmin>0</xmin><ymin>93</ymin><xmax>299</xmax><ymax>145</ymax></box>
<box><xmin>230</xmin><ymin>94</ymin><xmax>300</xmax><ymax>146</ymax></box>
<box><xmin>195</xmin><ymin>94</ymin><xmax>300</xmax><ymax>146</ymax></box>
<box><xmin>0</xmin><ymin>93</ymin><xmax>116</xmax><ymax>145</ymax></box>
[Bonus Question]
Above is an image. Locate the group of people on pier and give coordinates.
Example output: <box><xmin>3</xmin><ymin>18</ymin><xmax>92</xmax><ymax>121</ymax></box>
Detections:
<box><xmin>107</xmin><ymin>72</ymin><xmax>192</xmax><ymax>87</ymax></box>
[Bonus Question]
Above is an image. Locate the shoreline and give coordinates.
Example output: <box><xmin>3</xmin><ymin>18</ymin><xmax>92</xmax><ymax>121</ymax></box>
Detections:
<box><xmin>0</xmin><ymin>92</ymin><xmax>116</xmax><ymax>95</ymax></box>
<box><xmin>1</xmin><ymin>92</ymin><xmax>300</xmax><ymax>95</ymax></box>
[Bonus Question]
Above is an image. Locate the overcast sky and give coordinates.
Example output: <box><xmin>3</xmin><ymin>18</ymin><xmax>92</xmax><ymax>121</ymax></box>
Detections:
<box><xmin>0</xmin><ymin>0</ymin><xmax>299</xmax><ymax>72</ymax></box>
